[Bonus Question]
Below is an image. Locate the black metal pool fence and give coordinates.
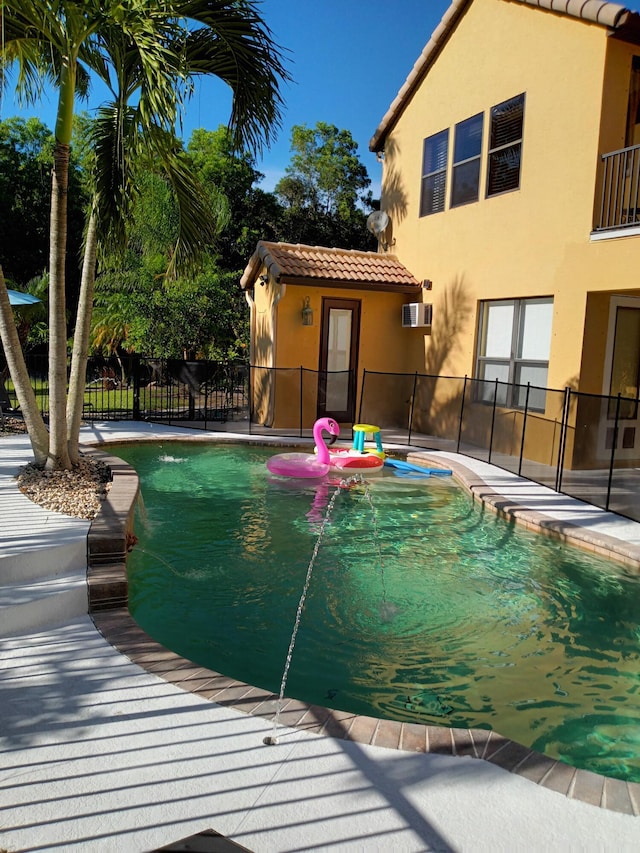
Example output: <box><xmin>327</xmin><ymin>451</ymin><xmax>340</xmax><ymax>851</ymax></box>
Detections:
<box><xmin>3</xmin><ymin>357</ymin><xmax>639</xmax><ymax>523</ymax></box>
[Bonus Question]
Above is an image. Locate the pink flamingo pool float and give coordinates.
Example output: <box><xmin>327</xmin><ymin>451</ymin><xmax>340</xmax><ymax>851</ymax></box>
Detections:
<box><xmin>266</xmin><ymin>418</ymin><xmax>384</xmax><ymax>479</ymax></box>
<box><xmin>266</xmin><ymin>417</ymin><xmax>341</xmax><ymax>478</ymax></box>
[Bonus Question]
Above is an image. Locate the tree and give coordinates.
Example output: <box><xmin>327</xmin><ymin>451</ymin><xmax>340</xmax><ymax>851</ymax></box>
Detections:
<box><xmin>0</xmin><ymin>117</ymin><xmax>86</xmax><ymax>305</ymax></box>
<box><xmin>274</xmin><ymin>121</ymin><xmax>376</xmax><ymax>250</ymax></box>
<box><xmin>0</xmin><ymin>0</ymin><xmax>289</xmax><ymax>469</ymax></box>
<box><xmin>188</xmin><ymin>125</ymin><xmax>281</xmax><ymax>270</ymax></box>
<box><xmin>90</xmin><ymin>166</ymin><xmax>240</xmax><ymax>361</ymax></box>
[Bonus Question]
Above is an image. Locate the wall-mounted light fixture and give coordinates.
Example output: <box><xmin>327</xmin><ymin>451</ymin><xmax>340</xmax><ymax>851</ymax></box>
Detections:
<box><xmin>301</xmin><ymin>296</ymin><xmax>314</xmax><ymax>326</ymax></box>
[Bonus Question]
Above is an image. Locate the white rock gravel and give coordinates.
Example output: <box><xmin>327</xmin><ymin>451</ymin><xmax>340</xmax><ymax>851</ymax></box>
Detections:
<box><xmin>15</xmin><ymin>455</ymin><xmax>112</xmax><ymax>520</ymax></box>
<box><xmin>2</xmin><ymin>419</ymin><xmax>112</xmax><ymax>519</ymax></box>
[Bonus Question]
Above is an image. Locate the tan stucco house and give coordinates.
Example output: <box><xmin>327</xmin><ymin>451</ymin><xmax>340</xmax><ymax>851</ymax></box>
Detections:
<box><xmin>243</xmin><ymin>0</ymin><xmax>640</xmax><ymax>469</ymax></box>
<box><xmin>240</xmin><ymin>242</ymin><xmax>421</xmax><ymax>427</ymax></box>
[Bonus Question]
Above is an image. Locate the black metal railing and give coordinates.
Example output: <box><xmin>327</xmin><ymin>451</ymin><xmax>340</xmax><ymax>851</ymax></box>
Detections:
<box><xmin>597</xmin><ymin>143</ymin><xmax>640</xmax><ymax>231</ymax></box>
<box><xmin>2</xmin><ymin>354</ymin><xmax>250</xmax><ymax>429</ymax></box>
<box><xmin>3</xmin><ymin>357</ymin><xmax>639</xmax><ymax>522</ymax></box>
<box><xmin>358</xmin><ymin>369</ymin><xmax>640</xmax><ymax>523</ymax></box>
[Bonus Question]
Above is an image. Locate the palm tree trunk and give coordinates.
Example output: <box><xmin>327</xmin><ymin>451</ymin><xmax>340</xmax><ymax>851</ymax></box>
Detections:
<box><xmin>0</xmin><ymin>266</ymin><xmax>49</xmax><ymax>465</ymax></box>
<box><xmin>47</xmin><ymin>141</ymin><xmax>72</xmax><ymax>470</ymax></box>
<box><xmin>67</xmin><ymin>206</ymin><xmax>98</xmax><ymax>465</ymax></box>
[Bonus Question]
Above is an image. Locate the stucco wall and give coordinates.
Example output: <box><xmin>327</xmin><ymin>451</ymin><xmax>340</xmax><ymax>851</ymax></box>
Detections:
<box><xmin>378</xmin><ymin>0</ymin><xmax>640</xmax><ymax>466</ymax></box>
<box><xmin>380</xmin><ymin>0</ymin><xmax>638</xmax><ymax>387</ymax></box>
<box><xmin>271</xmin><ymin>286</ymin><xmax>418</xmax><ymax>428</ymax></box>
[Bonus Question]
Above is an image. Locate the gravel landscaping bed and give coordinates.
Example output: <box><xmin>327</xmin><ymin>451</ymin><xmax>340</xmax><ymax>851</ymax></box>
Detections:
<box><xmin>2</xmin><ymin>417</ymin><xmax>112</xmax><ymax>520</ymax></box>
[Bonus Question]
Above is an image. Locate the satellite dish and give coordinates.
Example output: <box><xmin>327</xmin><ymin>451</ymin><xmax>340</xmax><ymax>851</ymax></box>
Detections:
<box><xmin>366</xmin><ymin>210</ymin><xmax>389</xmax><ymax>236</ymax></box>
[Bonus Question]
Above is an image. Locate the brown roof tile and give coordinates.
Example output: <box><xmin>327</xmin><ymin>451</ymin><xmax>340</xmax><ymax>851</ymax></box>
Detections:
<box><xmin>240</xmin><ymin>241</ymin><xmax>422</xmax><ymax>293</ymax></box>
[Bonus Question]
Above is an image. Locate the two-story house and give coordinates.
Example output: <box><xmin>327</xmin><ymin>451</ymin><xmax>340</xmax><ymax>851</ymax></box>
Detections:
<box><xmin>369</xmin><ymin>0</ymin><xmax>640</xmax><ymax>468</ymax></box>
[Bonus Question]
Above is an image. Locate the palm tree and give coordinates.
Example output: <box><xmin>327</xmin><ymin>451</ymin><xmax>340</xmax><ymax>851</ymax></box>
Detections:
<box><xmin>0</xmin><ymin>0</ymin><xmax>288</xmax><ymax>469</ymax></box>
<box><xmin>0</xmin><ymin>265</ymin><xmax>49</xmax><ymax>463</ymax></box>
<box><xmin>66</xmin><ymin>102</ymin><xmax>227</xmax><ymax>463</ymax></box>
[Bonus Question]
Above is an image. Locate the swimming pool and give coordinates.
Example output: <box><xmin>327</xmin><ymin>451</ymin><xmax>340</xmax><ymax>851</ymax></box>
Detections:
<box><xmin>114</xmin><ymin>441</ymin><xmax>640</xmax><ymax>783</ymax></box>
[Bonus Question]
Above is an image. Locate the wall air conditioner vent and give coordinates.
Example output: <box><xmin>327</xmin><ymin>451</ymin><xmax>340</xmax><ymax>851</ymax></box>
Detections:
<box><xmin>402</xmin><ymin>302</ymin><xmax>432</xmax><ymax>327</ymax></box>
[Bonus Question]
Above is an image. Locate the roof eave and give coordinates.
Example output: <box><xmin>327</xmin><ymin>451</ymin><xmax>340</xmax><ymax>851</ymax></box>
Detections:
<box><xmin>278</xmin><ymin>275</ymin><xmax>422</xmax><ymax>293</ymax></box>
<box><xmin>370</xmin><ymin>0</ymin><xmax>470</xmax><ymax>153</ymax></box>
<box><xmin>369</xmin><ymin>0</ymin><xmax>637</xmax><ymax>154</ymax></box>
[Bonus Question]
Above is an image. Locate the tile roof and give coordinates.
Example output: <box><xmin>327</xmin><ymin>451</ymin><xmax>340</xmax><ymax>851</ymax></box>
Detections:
<box><xmin>240</xmin><ymin>241</ymin><xmax>422</xmax><ymax>292</ymax></box>
<box><xmin>370</xmin><ymin>0</ymin><xmax>638</xmax><ymax>152</ymax></box>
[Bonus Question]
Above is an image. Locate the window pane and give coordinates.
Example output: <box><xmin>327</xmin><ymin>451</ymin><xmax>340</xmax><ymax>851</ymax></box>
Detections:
<box><xmin>420</xmin><ymin>172</ymin><xmax>446</xmax><ymax>216</ymax></box>
<box><xmin>517</xmin><ymin>299</ymin><xmax>553</xmax><ymax>360</ymax></box>
<box><xmin>326</xmin><ymin>308</ymin><xmax>352</xmax><ymax>412</ymax></box>
<box><xmin>514</xmin><ymin>364</ymin><xmax>549</xmax><ymax>410</ymax></box>
<box><xmin>481</xmin><ymin>302</ymin><xmax>514</xmax><ymax>358</ymax></box>
<box><xmin>487</xmin><ymin>145</ymin><xmax>522</xmax><ymax>195</ymax></box>
<box><xmin>515</xmin><ymin>363</ymin><xmax>549</xmax><ymax>387</ymax></box>
<box><xmin>451</xmin><ymin>159</ymin><xmax>481</xmax><ymax>206</ymax></box>
<box><xmin>422</xmin><ymin>129</ymin><xmax>449</xmax><ymax>175</ymax></box>
<box><xmin>487</xmin><ymin>93</ymin><xmax>524</xmax><ymax>197</ymax></box>
<box><xmin>421</xmin><ymin>129</ymin><xmax>448</xmax><ymax>216</ymax></box>
<box><xmin>327</xmin><ymin>309</ymin><xmax>352</xmax><ymax>371</ymax></box>
<box><xmin>326</xmin><ymin>371</ymin><xmax>350</xmax><ymax>412</ymax></box>
<box><xmin>490</xmin><ymin>94</ymin><xmax>524</xmax><ymax>149</ymax></box>
<box><xmin>477</xmin><ymin>361</ymin><xmax>510</xmax><ymax>404</ymax></box>
<box><xmin>479</xmin><ymin>361</ymin><xmax>511</xmax><ymax>383</ymax></box>
<box><xmin>454</xmin><ymin>113</ymin><xmax>483</xmax><ymax>163</ymax></box>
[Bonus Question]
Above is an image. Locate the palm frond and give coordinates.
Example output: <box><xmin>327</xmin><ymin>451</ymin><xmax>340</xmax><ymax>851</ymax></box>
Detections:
<box><xmin>177</xmin><ymin>0</ymin><xmax>290</xmax><ymax>154</ymax></box>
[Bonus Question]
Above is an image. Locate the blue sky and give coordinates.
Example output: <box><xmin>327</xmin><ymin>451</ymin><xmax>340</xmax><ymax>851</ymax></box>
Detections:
<box><xmin>2</xmin><ymin>0</ymin><xmax>452</xmax><ymax>195</ymax></box>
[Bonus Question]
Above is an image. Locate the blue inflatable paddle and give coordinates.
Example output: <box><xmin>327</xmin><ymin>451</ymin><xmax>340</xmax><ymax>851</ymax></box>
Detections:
<box><xmin>384</xmin><ymin>458</ymin><xmax>452</xmax><ymax>477</ymax></box>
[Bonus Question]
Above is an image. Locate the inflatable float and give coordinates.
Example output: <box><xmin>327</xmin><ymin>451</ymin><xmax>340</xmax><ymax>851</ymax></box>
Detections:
<box><xmin>327</xmin><ymin>448</ymin><xmax>384</xmax><ymax>474</ymax></box>
<box><xmin>384</xmin><ymin>458</ymin><xmax>452</xmax><ymax>477</ymax></box>
<box><xmin>267</xmin><ymin>417</ymin><xmax>340</xmax><ymax>478</ymax></box>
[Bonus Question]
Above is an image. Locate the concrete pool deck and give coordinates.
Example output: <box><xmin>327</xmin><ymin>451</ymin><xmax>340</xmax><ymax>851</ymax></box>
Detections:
<box><xmin>1</xmin><ymin>421</ymin><xmax>640</xmax><ymax>852</ymax></box>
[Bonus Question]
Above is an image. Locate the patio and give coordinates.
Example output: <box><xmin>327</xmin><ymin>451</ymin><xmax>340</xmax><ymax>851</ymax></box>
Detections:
<box><xmin>1</xmin><ymin>422</ymin><xmax>639</xmax><ymax>851</ymax></box>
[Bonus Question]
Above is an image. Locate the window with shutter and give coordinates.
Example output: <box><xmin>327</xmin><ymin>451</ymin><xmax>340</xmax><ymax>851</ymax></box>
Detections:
<box><xmin>420</xmin><ymin>129</ymin><xmax>449</xmax><ymax>216</ymax></box>
<box><xmin>486</xmin><ymin>93</ymin><xmax>525</xmax><ymax>197</ymax></box>
<box><xmin>451</xmin><ymin>112</ymin><xmax>483</xmax><ymax>207</ymax></box>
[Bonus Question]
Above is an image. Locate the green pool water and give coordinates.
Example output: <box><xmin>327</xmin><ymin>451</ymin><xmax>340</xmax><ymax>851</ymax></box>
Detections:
<box><xmin>115</xmin><ymin>441</ymin><xmax>640</xmax><ymax>782</ymax></box>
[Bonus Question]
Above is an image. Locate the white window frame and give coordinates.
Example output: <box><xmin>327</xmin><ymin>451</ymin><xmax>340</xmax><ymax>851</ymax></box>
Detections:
<box><xmin>475</xmin><ymin>296</ymin><xmax>553</xmax><ymax>412</ymax></box>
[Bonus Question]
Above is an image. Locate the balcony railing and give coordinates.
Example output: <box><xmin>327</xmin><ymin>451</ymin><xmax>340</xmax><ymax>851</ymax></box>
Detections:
<box><xmin>596</xmin><ymin>143</ymin><xmax>640</xmax><ymax>231</ymax></box>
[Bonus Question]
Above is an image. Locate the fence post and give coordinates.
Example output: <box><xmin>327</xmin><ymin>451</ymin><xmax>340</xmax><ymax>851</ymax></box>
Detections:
<box><xmin>488</xmin><ymin>378</ymin><xmax>499</xmax><ymax>464</ymax></box>
<box><xmin>248</xmin><ymin>364</ymin><xmax>253</xmax><ymax>434</ymax></box>
<box><xmin>456</xmin><ymin>375</ymin><xmax>467</xmax><ymax>453</ymax></box>
<box><xmin>606</xmin><ymin>393</ymin><xmax>621</xmax><ymax>511</ymax></box>
<box><xmin>405</xmin><ymin>372</ymin><xmax>417</xmax><ymax>446</ymax></box>
<box><xmin>203</xmin><ymin>378</ymin><xmax>209</xmax><ymax>432</ymax></box>
<box><xmin>555</xmin><ymin>387</ymin><xmax>571</xmax><ymax>493</ymax></box>
<box><xmin>518</xmin><ymin>383</ymin><xmax>530</xmax><ymax>477</ymax></box>
<box><xmin>132</xmin><ymin>355</ymin><xmax>141</xmax><ymax>421</ymax></box>
<box><xmin>299</xmin><ymin>366</ymin><xmax>303</xmax><ymax>438</ymax></box>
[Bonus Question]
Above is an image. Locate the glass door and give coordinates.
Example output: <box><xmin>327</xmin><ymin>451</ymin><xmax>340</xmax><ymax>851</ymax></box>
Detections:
<box><xmin>600</xmin><ymin>295</ymin><xmax>640</xmax><ymax>459</ymax></box>
<box><xmin>317</xmin><ymin>298</ymin><xmax>361</xmax><ymax>422</ymax></box>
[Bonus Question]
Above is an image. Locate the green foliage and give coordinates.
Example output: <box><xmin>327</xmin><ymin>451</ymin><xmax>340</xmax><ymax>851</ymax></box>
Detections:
<box><xmin>274</xmin><ymin>121</ymin><xmax>377</xmax><ymax>251</ymax></box>
<box><xmin>279</xmin><ymin>121</ymin><xmax>372</xmax><ymax>215</ymax></box>
<box><xmin>2</xmin><ymin>110</ymin><xmax>378</xmax><ymax>365</ymax></box>
<box><xmin>187</xmin><ymin>125</ymin><xmax>278</xmax><ymax>270</ymax></box>
<box><xmin>0</xmin><ymin>117</ymin><xmax>87</xmax><ymax>294</ymax></box>
<box><xmin>92</xmin><ymin>155</ymin><xmax>245</xmax><ymax>360</ymax></box>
